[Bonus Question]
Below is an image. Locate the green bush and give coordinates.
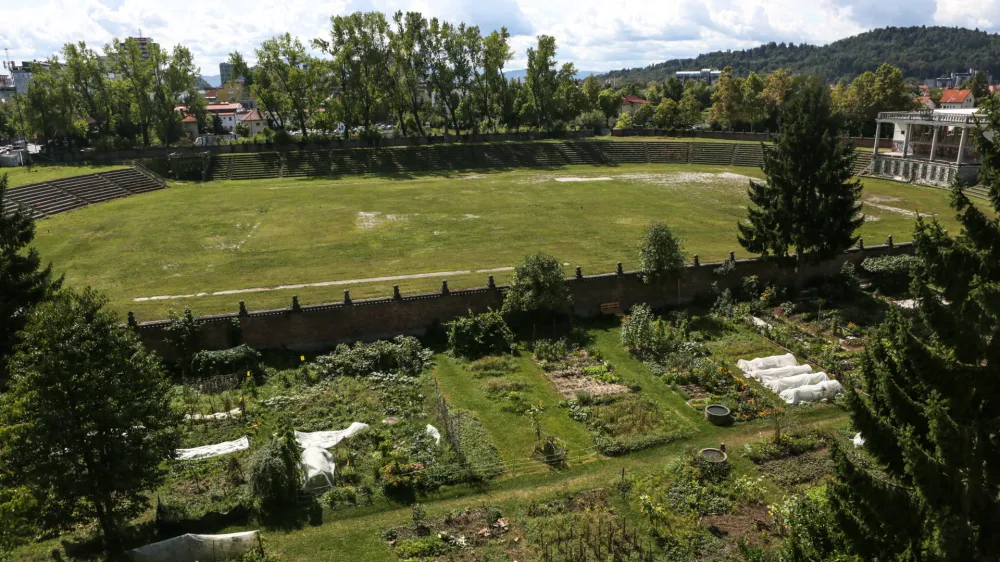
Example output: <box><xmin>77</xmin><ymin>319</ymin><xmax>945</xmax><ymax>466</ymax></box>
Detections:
<box><xmin>323</xmin><ymin>486</ymin><xmax>358</xmax><ymax>507</ymax></box>
<box><xmin>313</xmin><ymin>336</ymin><xmax>432</xmax><ymax>379</ymax></box>
<box><xmin>501</xmin><ymin>252</ymin><xmax>572</xmax><ymax>318</ymax></box>
<box><xmin>393</xmin><ymin>536</ymin><xmax>455</xmax><ymax>559</ymax></box>
<box><xmin>446</xmin><ymin>309</ymin><xmax>514</xmax><ymax>359</ymax></box>
<box><xmin>248</xmin><ymin>430</ymin><xmax>302</xmax><ymax>511</ymax></box>
<box><xmin>532</xmin><ymin>338</ymin><xmax>570</xmax><ymax>361</ymax></box>
<box><xmin>861</xmin><ymin>254</ymin><xmax>922</xmax><ymax>294</ymax></box>
<box><xmin>190</xmin><ymin>344</ymin><xmax>263</xmax><ymax>379</ymax></box>
<box><xmin>639</xmin><ymin>222</ymin><xmax>686</xmax><ymax>284</ymax></box>
<box><xmin>620</xmin><ymin>304</ymin><xmax>667</xmax><ymax>359</ymax></box>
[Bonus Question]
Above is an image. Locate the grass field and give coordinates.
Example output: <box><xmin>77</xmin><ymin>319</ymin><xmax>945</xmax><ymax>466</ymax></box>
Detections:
<box><xmin>3</xmin><ymin>163</ymin><xmax>128</xmax><ymax>188</ymax></box>
<box><xmin>29</xmin><ymin>163</ymin><xmax>967</xmax><ymax>321</ymax></box>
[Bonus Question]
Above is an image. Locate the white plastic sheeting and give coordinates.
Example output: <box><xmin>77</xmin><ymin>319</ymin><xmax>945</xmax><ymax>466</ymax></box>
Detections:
<box><xmin>762</xmin><ymin>372</ymin><xmax>829</xmax><ymax>394</ymax></box>
<box><xmin>853</xmin><ymin>432</ymin><xmax>866</xmax><ymax>448</ymax></box>
<box><xmin>751</xmin><ymin>316</ymin><xmax>772</xmax><ymax>329</ymax></box>
<box><xmin>300</xmin><ymin>447</ymin><xmax>335</xmax><ymax>491</ymax></box>
<box><xmin>175</xmin><ymin>436</ymin><xmax>249</xmax><ymax>461</ymax></box>
<box><xmin>294</xmin><ymin>422</ymin><xmax>369</xmax><ymax>449</ymax></box>
<box><xmin>129</xmin><ymin>530</ymin><xmax>260</xmax><ymax>562</ymax></box>
<box><xmin>426</xmin><ymin>424</ymin><xmax>441</xmax><ymax>445</ymax></box>
<box><xmin>184</xmin><ymin>408</ymin><xmax>242</xmax><ymax>421</ymax></box>
<box><xmin>737</xmin><ymin>353</ymin><xmax>797</xmax><ymax>374</ymax></box>
<box><xmin>753</xmin><ymin>364</ymin><xmax>814</xmax><ymax>382</ymax></box>
<box><xmin>780</xmin><ymin>380</ymin><xmax>843</xmax><ymax>405</ymax></box>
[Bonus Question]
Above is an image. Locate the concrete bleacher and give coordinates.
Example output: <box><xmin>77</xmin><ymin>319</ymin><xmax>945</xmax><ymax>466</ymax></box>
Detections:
<box><xmin>208</xmin><ymin>140</ymin><xmax>782</xmax><ymax>181</ymax></box>
<box><xmin>2</xmin><ymin>167</ymin><xmax>166</xmax><ymax>219</ymax></box>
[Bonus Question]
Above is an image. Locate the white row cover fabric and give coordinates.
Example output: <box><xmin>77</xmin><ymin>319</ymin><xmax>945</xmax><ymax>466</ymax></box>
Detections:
<box><xmin>853</xmin><ymin>432</ymin><xmax>866</xmax><ymax>448</ymax></box>
<box><xmin>175</xmin><ymin>436</ymin><xmax>249</xmax><ymax>461</ymax></box>
<box><xmin>763</xmin><ymin>372</ymin><xmax>829</xmax><ymax>393</ymax></box>
<box><xmin>294</xmin><ymin>422</ymin><xmax>369</xmax><ymax>450</ymax></box>
<box><xmin>426</xmin><ymin>424</ymin><xmax>441</xmax><ymax>445</ymax></box>
<box><xmin>753</xmin><ymin>364</ymin><xmax>814</xmax><ymax>382</ymax></box>
<box><xmin>751</xmin><ymin>316</ymin><xmax>772</xmax><ymax>329</ymax></box>
<box><xmin>780</xmin><ymin>380</ymin><xmax>843</xmax><ymax>405</ymax></box>
<box><xmin>129</xmin><ymin>530</ymin><xmax>260</xmax><ymax>562</ymax></box>
<box><xmin>737</xmin><ymin>353</ymin><xmax>796</xmax><ymax>374</ymax></box>
<box><xmin>300</xmin><ymin>446</ymin><xmax>335</xmax><ymax>491</ymax></box>
<box><xmin>184</xmin><ymin>408</ymin><xmax>242</xmax><ymax>421</ymax></box>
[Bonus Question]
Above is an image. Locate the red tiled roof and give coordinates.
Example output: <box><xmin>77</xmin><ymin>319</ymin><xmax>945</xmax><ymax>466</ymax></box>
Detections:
<box><xmin>622</xmin><ymin>95</ymin><xmax>649</xmax><ymax>105</ymax></box>
<box><xmin>940</xmin><ymin>89</ymin><xmax>972</xmax><ymax>104</ymax></box>
<box><xmin>239</xmin><ymin>109</ymin><xmax>265</xmax><ymax>122</ymax></box>
<box><xmin>181</xmin><ymin>115</ymin><xmax>198</xmax><ymax>123</ymax></box>
<box><xmin>205</xmin><ymin>89</ymin><xmax>217</xmax><ymax>96</ymax></box>
<box><xmin>990</xmin><ymin>85</ymin><xmax>1000</xmax><ymax>93</ymax></box>
<box><xmin>205</xmin><ymin>103</ymin><xmax>242</xmax><ymax>112</ymax></box>
<box><xmin>218</xmin><ymin>112</ymin><xmax>236</xmax><ymax>117</ymax></box>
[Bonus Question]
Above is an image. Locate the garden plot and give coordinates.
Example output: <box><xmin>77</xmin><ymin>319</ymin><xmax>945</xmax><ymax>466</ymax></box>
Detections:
<box><xmin>536</xmin><ymin>347</ymin><xmax>629</xmax><ymax>399</ymax></box>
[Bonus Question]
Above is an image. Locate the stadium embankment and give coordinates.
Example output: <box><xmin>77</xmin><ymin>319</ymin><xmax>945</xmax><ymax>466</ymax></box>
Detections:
<box><xmin>133</xmin><ymin>241</ymin><xmax>911</xmax><ymax>360</ymax></box>
<box><xmin>142</xmin><ymin>140</ymin><xmax>872</xmax><ymax>182</ymax></box>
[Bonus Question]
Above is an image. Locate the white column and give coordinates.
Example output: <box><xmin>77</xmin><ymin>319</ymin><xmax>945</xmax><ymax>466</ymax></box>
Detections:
<box><xmin>902</xmin><ymin>124</ymin><xmax>909</xmax><ymax>159</ymax></box>
<box><xmin>929</xmin><ymin>126</ymin><xmax>938</xmax><ymax>162</ymax></box>
<box><xmin>957</xmin><ymin>127</ymin><xmax>968</xmax><ymax>165</ymax></box>
<box><xmin>873</xmin><ymin>122</ymin><xmax>881</xmax><ymax>156</ymax></box>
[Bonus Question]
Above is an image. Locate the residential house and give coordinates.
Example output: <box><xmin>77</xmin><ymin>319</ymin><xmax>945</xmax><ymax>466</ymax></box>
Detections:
<box><xmin>180</xmin><ymin>114</ymin><xmax>199</xmax><ymax>138</ymax></box>
<box><xmin>620</xmin><ymin>95</ymin><xmax>649</xmax><ymax>116</ymax></box>
<box><xmin>675</xmin><ymin>69</ymin><xmax>722</xmax><ymax>85</ymax></box>
<box><xmin>939</xmin><ymin>89</ymin><xmax>975</xmax><ymax>109</ymax></box>
<box><xmin>238</xmin><ymin>109</ymin><xmax>267</xmax><ymax>136</ymax></box>
<box><xmin>202</xmin><ymin>89</ymin><xmax>218</xmax><ymax>103</ymax></box>
<box><xmin>205</xmin><ymin>103</ymin><xmax>243</xmax><ymax>131</ymax></box>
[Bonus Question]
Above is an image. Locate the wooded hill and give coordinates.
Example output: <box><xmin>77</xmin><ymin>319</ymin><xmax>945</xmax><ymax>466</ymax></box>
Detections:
<box><xmin>601</xmin><ymin>26</ymin><xmax>1000</xmax><ymax>83</ymax></box>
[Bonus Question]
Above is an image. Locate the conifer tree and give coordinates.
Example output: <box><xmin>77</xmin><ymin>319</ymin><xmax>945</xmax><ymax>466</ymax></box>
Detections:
<box><xmin>0</xmin><ymin>173</ymin><xmax>62</xmax><ymax>381</ymax></box>
<box><xmin>738</xmin><ymin>76</ymin><xmax>863</xmax><ymax>263</ymax></box>
<box><xmin>827</xmin><ymin>93</ymin><xmax>1000</xmax><ymax>560</ymax></box>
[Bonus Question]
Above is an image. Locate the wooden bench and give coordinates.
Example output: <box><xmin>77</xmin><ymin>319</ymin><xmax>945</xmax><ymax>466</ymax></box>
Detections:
<box><xmin>600</xmin><ymin>302</ymin><xmax>621</xmax><ymax>316</ymax></box>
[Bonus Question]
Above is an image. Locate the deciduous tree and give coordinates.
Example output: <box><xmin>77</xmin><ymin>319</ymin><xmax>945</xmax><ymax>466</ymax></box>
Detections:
<box><xmin>0</xmin><ymin>288</ymin><xmax>178</xmax><ymax>553</ymax></box>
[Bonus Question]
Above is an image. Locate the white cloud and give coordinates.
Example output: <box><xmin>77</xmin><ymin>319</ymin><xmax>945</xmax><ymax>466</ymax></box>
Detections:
<box><xmin>0</xmin><ymin>0</ymin><xmax>996</xmax><ymax>76</ymax></box>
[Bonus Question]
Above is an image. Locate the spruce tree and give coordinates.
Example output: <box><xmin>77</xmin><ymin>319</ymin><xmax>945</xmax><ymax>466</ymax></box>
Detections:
<box><xmin>738</xmin><ymin>76</ymin><xmax>863</xmax><ymax>262</ymax></box>
<box><xmin>827</xmin><ymin>94</ymin><xmax>1000</xmax><ymax>560</ymax></box>
<box><xmin>0</xmin><ymin>173</ymin><xmax>62</xmax><ymax>381</ymax></box>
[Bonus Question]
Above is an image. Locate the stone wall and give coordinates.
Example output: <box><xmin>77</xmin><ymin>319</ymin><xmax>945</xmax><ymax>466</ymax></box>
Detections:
<box><xmin>134</xmin><ymin>242</ymin><xmax>912</xmax><ymax>360</ymax></box>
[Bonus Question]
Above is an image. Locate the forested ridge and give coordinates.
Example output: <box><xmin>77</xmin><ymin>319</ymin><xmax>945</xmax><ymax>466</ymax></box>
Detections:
<box><xmin>601</xmin><ymin>26</ymin><xmax>1000</xmax><ymax>83</ymax></box>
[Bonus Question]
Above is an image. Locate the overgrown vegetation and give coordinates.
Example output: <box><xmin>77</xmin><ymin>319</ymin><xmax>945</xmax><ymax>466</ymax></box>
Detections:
<box><xmin>446</xmin><ymin>309</ymin><xmax>514</xmax><ymax>359</ymax></box>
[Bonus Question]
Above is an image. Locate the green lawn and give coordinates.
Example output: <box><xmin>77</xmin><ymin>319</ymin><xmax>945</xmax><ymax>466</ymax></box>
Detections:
<box><xmin>434</xmin><ymin>354</ymin><xmax>595</xmax><ymax>468</ymax></box>
<box><xmin>29</xmin><ymin>163</ymin><xmax>968</xmax><ymax>321</ymax></box>
<box><xmin>3</xmin><ymin>163</ymin><xmax>128</xmax><ymax>188</ymax></box>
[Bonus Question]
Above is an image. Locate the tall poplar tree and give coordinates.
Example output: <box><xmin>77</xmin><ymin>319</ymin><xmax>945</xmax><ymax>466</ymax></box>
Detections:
<box><xmin>737</xmin><ymin>76</ymin><xmax>863</xmax><ymax>262</ymax></box>
<box><xmin>827</xmin><ymin>92</ymin><xmax>1000</xmax><ymax>561</ymax></box>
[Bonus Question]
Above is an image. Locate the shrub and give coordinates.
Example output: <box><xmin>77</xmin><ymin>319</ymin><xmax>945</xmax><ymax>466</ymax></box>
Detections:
<box><xmin>574</xmin><ymin>109</ymin><xmax>607</xmax><ymax>131</ymax></box>
<box><xmin>615</xmin><ymin>112</ymin><xmax>634</xmax><ymax>129</ymax></box>
<box><xmin>639</xmin><ymin>222</ymin><xmax>686</xmax><ymax>285</ymax></box>
<box><xmin>446</xmin><ymin>309</ymin><xmax>514</xmax><ymax>359</ymax></box>
<box><xmin>165</xmin><ymin>308</ymin><xmax>201</xmax><ymax>376</ymax></box>
<box><xmin>190</xmin><ymin>344</ymin><xmax>262</xmax><ymax>379</ymax></box>
<box><xmin>620</xmin><ymin>303</ymin><xmax>666</xmax><ymax>359</ymax></box>
<box><xmin>532</xmin><ymin>338</ymin><xmax>570</xmax><ymax>361</ymax></box>
<box><xmin>393</xmin><ymin>536</ymin><xmax>455</xmax><ymax>559</ymax></box>
<box><xmin>249</xmin><ymin>430</ymin><xmax>302</xmax><ymax>511</ymax></box>
<box><xmin>501</xmin><ymin>253</ymin><xmax>571</xmax><ymax>318</ymax></box>
<box><xmin>379</xmin><ymin>459</ymin><xmax>426</xmax><ymax>496</ymax></box>
<box><xmin>323</xmin><ymin>486</ymin><xmax>358</xmax><ymax>507</ymax></box>
<box><xmin>313</xmin><ymin>336</ymin><xmax>432</xmax><ymax>379</ymax></box>
<box><xmin>861</xmin><ymin>254</ymin><xmax>921</xmax><ymax>294</ymax></box>
<box><xmin>533</xmin><ymin>436</ymin><xmax>568</xmax><ymax>468</ymax></box>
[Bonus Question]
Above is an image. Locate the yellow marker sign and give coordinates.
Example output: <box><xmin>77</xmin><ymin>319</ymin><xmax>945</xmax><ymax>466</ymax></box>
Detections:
<box><xmin>300</xmin><ymin>355</ymin><xmax>305</xmax><ymax>361</ymax></box>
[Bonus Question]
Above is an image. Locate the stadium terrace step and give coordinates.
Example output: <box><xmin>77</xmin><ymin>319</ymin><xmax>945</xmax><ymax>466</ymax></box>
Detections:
<box><xmin>2</xmin><ymin>167</ymin><xmax>165</xmax><ymax>218</ymax></box>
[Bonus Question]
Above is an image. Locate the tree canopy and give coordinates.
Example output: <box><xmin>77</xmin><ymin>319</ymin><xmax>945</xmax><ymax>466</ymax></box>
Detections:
<box><xmin>829</xmin><ymin>92</ymin><xmax>1000</xmax><ymax>561</ymax></box>
<box><xmin>738</xmin><ymin>76</ymin><xmax>863</xmax><ymax>262</ymax></box>
<box><xmin>0</xmin><ymin>288</ymin><xmax>178</xmax><ymax>553</ymax></box>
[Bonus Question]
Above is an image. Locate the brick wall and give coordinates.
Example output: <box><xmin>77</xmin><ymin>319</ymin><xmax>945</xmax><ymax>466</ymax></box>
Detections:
<box><xmin>133</xmin><ymin>242</ymin><xmax>912</xmax><ymax>360</ymax></box>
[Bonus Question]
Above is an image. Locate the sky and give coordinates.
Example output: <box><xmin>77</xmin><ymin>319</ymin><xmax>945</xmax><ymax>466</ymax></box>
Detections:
<box><xmin>1</xmin><ymin>0</ymin><xmax>999</xmax><ymax>78</ymax></box>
